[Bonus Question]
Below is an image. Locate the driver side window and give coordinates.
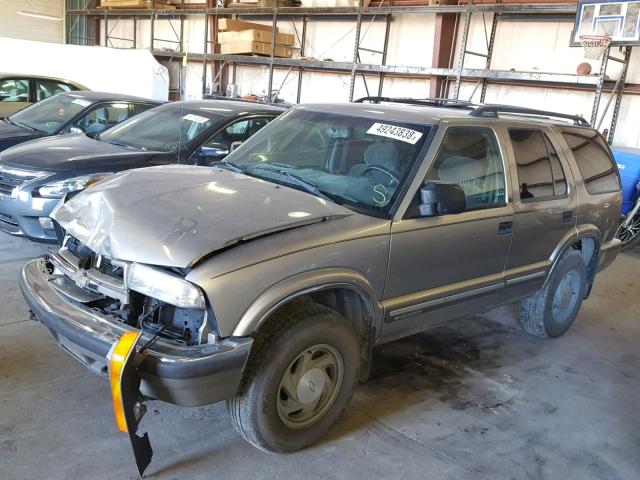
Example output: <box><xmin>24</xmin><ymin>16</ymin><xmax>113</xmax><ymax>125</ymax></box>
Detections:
<box><xmin>204</xmin><ymin>117</ymin><xmax>274</xmax><ymax>150</ymax></box>
<box><xmin>74</xmin><ymin>103</ymin><xmax>132</xmax><ymax>134</ymax></box>
<box><xmin>424</xmin><ymin>126</ymin><xmax>506</xmax><ymax>211</ymax></box>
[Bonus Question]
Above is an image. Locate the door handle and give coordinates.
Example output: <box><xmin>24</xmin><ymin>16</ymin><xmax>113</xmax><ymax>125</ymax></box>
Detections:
<box><xmin>561</xmin><ymin>211</ymin><xmax>575</xmax><ymax>224</ymax></box>
<box><xmin>498</xmin><ymin>221</ymin><xmax>513</xmax><ymax>235</ymax></box>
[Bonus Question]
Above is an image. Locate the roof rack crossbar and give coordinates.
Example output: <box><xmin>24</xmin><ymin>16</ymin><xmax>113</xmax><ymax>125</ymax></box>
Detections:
<box><xmin>470</xmin><ymin>105</ymin><xmax>589</xmax><ymax>126</ymax></box>
<box><xmin>354</xmin><ymin>96</ymin><xmax>474</xmax><ymax>108</ymax></box>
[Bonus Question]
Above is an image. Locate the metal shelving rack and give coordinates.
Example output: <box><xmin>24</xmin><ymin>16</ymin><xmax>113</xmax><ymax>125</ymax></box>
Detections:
<box><xmin>65</xmin><ymin>1</ymin><xmax>633</xmax><ymax>141</ymax></box>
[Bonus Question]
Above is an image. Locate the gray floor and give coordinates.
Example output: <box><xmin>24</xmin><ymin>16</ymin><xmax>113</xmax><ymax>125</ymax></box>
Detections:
<box><xmin>1</xmin><ymin>232</ymin><xmax>639</xmax><ymax>480</ymax></box>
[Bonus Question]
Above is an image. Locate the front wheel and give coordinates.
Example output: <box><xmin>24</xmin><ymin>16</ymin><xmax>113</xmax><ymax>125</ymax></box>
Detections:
<box><xmin>228</xmin><ymin>302</ymin><xmax>360</xmax><ymax>453</ymax></box>
<box><xmin>616</xmin><ymin>213</ymin><xmax>640</xmax><ymax>251</ymax></box>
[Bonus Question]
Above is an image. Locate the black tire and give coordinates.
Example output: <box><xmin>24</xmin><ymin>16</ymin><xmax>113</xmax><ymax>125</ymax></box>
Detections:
<box><xmin>227</xmin><ymin>301</ymin><xmax>360</xmax><ymax>453</ymax></box>
<box><xmin>520</xmin><ymin>250</ymin><xmax>588</xmax><ymax>338</ymax></box>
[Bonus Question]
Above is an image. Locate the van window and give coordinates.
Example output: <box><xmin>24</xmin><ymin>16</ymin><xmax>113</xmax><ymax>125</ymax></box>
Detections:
<box><xmin>560</xmin><ymin>127</ymin><xmax>620</xmax><ymax>195</ymax></box>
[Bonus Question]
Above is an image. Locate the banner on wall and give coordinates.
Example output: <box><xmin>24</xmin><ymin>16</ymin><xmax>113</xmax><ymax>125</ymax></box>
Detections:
<box><xmin>0</xmin><ymin>37</ymin><xmax>169</xmax><ymax>101</ymax></box>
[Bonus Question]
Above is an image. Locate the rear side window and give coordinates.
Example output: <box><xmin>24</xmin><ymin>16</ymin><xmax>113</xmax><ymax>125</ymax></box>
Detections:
<box><xmin>560</xmin><ymin>127</ymin><xmax>620</xmax><ymax>195</ymax></box>
<box><xmin>509</xmin><ymin>129</ymin><xmax>567</xmax><ymax>202</ymax></box>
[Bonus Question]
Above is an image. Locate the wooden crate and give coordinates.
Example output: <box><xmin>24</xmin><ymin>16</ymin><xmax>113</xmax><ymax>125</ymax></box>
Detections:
<box><xmin>220</xmin><ymin>41</ymin><xmax>293</xmax><ymax>57</ymax></box>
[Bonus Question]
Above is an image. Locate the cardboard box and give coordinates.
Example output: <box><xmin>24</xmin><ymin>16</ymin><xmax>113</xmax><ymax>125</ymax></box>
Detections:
<box><xmin>219</xmin><ymin>29</ymin><xmax>295</xmax><ymax>47</ymax></box>
<box><xmin>218</xmin><ymin>19</ymin><xmax>275</xmax><ymax>33</ymax></box>
<box><xmin>100</xmin><ymin>0</ymin><xmax>175</xmax><ymax>8</ymax></box>
<box><xmin>220</xmin><ymin>41</ymin><xmax>293</xmax><ymax>58</ymax></box>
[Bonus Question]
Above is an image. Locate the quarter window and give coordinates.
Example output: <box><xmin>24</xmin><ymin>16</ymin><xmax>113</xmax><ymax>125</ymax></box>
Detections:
<box><xmin>509</xmin><ymin>129</ymin><xmax>567</xmax><ymax>201</ymax></box>
<box><xmin>560</xmin><ymin>127</ymin><xmax>620</xmax><ymax>195</ymax></box>
<box><xmin>424</xmin><ymin>126</ymin><xmax>506</xmax><ymax>211</ymax></box>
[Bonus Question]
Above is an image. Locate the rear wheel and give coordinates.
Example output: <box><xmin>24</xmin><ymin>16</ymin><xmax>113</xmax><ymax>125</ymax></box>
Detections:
<box><xmin>520</xmin><ymin>250</ymin><xmax>588</xmax><ymax>338</ymax></box>
<box><xmin>616</xmin><ymin>213</ymin><xmax>640</xmax><ymax>251</ymax></box>
<box><xmin>228</xmin><ymin>301</ymin><xmax>360</xmax><ymax>452</ymax></box>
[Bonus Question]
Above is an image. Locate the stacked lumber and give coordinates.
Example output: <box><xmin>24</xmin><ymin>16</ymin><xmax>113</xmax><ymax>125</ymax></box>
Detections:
<box><xmin>218</xmin><ymin>19</ymin><xmax>294</xmax><ymax>58</ymax></box>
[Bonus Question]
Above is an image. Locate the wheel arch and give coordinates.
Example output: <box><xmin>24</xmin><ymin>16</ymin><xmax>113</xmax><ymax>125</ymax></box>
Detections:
<box><xmin>232</xmin><ymin>268</ymin><xmax>382</xmax><ymax>381</ymax></box>
<box><xmin>545</xmin><ymin>224</ymin><xmax>601</xmax><ymax>296</ymax></box>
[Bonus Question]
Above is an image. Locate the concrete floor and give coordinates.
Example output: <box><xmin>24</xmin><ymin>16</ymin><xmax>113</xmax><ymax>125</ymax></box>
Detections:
<box><xmin>1</xmin><ymin>232</ymin><xmax>639</xmax><ymax>480</ymax></box>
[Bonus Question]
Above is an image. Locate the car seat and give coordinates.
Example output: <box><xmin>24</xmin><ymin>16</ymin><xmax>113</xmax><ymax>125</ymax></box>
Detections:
<box><xmin>85</xmin><ymin>108</ymin><xmax>109</xmax><ymax>134</ymax></box>
<box><xmin>349</xmin><ymin>142</ymin><xmax>400</xmax><ymax>177</ymax></box>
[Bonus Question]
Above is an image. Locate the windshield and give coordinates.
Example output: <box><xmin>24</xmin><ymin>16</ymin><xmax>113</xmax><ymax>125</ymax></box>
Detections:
<box><xmin>8</xmin><ymin>94</ymin><xmax>90</xmax><ymax>134</ymax></box>
<box><xmin>225</xmin><ymin>109</ymin><xmax>431</xmax><ymax>214</ymax></box>
<box><xmin>99</xmin><ymin>104</ymin><xmax>222</xmax><ymax>152</ymax></box>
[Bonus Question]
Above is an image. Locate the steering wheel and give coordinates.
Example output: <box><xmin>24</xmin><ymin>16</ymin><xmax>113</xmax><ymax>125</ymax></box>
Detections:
<box><xmin>360</xmin><ymin>165</ymin><xmax>399</xmax><ymax>184</ymax></box>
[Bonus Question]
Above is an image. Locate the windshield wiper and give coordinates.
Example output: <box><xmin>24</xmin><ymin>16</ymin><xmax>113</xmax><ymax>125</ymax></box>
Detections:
<box><xmin>216</xmin><ymin>159</ymin><xmax>245</xmax><ymax>173</ymax></box>
<box><xmin>102</xmin><ymin>139</ymin><xmax>138</xmax><ymax>150</ymax></box>
<box><xmin>251</xmin><ymin>165</ymin><xmax>333</xmax><ymax>201</ymax></box>
<box><xmin>6</xmin><ymin>118</ymin><xmax>38</xmax><ymax>132</ymax></box>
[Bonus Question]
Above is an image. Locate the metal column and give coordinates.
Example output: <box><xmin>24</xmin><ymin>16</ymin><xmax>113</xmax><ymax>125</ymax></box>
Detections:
<box><xmin>296</xmin><ymin>15</ymin><xmax>308</xmax><ymax>103</ymax></box>
<box><xmin>267</xmin><ymin>6</ymin><xmax>278</xmax><ymax>104</ymax></box>
<box><xmin>377</xmin><ymin>14</ymin><xmax>392</xmax><ymax>97</ymax></box>
<box><xmin>590</xmin><ymin>46</ymin><xmax>610</xmax><ymax>126</ymax></box>
<box><xmin>452</xmin><ymin>9</ymin><xmax>472</xmax><ymax>100</ymax></box>
<box><xmin>607</xmin><ymin>46</ymin><xmax>632</xmax><ymax>144</ymax></box>
<box><xmin>348</xmin><ymin>7</ymin><xmax>364</xmax><ymax>102</ymax></box>
<box><xmin>479</xmin><ymin>13</ymin><xmax>498</xmax><ymax>103</ymax></box>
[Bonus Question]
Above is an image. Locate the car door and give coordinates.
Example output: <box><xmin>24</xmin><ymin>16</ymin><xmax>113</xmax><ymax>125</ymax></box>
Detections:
<box><xmin>502</xmin><ymin>125</ymin><xmax>577</xmax><ymax>298</ymax></box>
<box><xmin>0</xmin><ymin>78</ymin><xmax>30</xmax><ymax>117</ymax></box>
<box><xmin>381</xmin><ymin>125</ymin><xmax>514</xmax><ymax>342</ymax></box>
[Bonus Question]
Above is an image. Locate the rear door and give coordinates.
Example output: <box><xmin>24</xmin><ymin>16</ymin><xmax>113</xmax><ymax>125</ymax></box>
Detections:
<box><xmin>381</xmin><ymin>125</ymin><xmax>514</xmax><ymax>342</ymax></box>
<box><xmin>503</xmin><ymin>125</ymin><xmax>577</xmax><ymax>297</ymax></box>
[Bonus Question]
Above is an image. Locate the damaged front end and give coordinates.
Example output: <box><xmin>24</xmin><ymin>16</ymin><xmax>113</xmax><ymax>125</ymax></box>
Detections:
<box><xmin>53</xmin><ymin>235</ymin><xmax>213</xmax><ymax>347</ymax></box>
<box><xmin>21</xmin><ymin>234</ymin><xmax>252</xmax><ymax>476</ymax></box>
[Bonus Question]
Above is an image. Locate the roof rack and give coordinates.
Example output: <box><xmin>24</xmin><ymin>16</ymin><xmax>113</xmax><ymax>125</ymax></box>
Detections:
<box><xmin>354</xmin><ymin>96</ymin><xmax>474</xmax><ymax>108</ymax></box>
<box><xmin>469</xmin><ymin>105</ymin><xmax>590</xmax><ymax>126</ymax></box>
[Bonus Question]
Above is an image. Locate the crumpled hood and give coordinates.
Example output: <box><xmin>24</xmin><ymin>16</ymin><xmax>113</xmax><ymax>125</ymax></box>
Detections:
<box><xmin>53</xmin><ymin>165</ymin><xmax>354</xmax><ymax>268</ymax></box>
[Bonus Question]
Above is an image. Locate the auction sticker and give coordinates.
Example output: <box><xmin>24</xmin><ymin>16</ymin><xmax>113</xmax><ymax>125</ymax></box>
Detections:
<box><xmin>72</xmin><ymin>98</ymin><xmax>91</xmax><ymax>108</ymax></box>
<box><xmin>367</xmin><ymin>123</ymin><xmax>423</xmax><ymax>145</ymax></box>
<box><xmin>183</xmin><ymin>113</ymin><xmax>210</xmax><ymax>124</ymax></box>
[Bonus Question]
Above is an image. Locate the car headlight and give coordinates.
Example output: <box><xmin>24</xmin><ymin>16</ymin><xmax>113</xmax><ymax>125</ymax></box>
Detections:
<box><xmin>37</xmin><ymin>173</ymin><xmax>112</xmax><ymax>198</ymax></box>
<box><xmin>127</xmin><ymin>263</ymin><xmax>206</xmax><ymax>309</ymax></box>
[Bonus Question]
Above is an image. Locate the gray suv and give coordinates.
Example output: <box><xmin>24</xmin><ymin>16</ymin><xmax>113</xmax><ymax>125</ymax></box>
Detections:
<box><xmin>20</xmin><ymin>99</ymin><xmax>622</xmax><ymax>474</ymax></box>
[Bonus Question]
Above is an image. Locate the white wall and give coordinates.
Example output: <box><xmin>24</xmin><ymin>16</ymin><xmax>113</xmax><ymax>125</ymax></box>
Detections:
<box><xmin>98</xmin><ymin>12</ymin><xmax>640</xmax><ymax>147</ymax></box>
<box><xmin>0</xmin><ymin>0</ymin><xmax>64</xmax><ymax>43</ymax></box>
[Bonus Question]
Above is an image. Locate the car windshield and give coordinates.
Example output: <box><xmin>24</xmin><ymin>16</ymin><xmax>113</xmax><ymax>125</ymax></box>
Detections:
<box><xmin>99</xmin><ymin>104</ymin><xmax>223</xmax><ymax>152</ymax></box>
<box><xmin>225</xmin><ymin>109</ymin><xmax>431</xmax><ymax>214</ymax></box>
<box><xmin>8</xmin><ymin>93</ymin><xmax>90</xmax><ymax>134</ymax></box>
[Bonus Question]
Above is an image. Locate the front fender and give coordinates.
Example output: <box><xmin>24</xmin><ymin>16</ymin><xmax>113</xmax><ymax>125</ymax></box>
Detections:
<box><xmin>232</xmin><ymin>267</ymin><xmax>382</xmax><ymax>337</ymax></box>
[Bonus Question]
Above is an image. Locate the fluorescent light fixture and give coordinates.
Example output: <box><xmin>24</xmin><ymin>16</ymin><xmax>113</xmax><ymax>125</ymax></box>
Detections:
<box><xmin>17</xmin><ymin>10</ymin><xmax>62</xmax><ymax>21</ymax></box>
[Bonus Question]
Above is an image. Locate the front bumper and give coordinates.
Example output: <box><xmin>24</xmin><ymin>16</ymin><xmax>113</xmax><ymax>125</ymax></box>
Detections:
<box><xmin>20</xmin><ymin>258</ymin><xmax>252</xmax><ymax>407</ymax></box>
<box><xmin>597</xmin><ymin>238</ymin><xmax>622</xmax><ymax>272</ymax></box>
<box><xmin>0</xmin><ymin>191</ymin><xmax>60</xmax><ymax>243</ymax></box>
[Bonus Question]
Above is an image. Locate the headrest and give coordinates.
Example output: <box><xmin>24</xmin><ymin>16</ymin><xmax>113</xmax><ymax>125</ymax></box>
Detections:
<box><xmin>436</xmin><ymin>155</ymin><xmax>483</xmax><ymax>183</ymax></box>
<box><xmin>363</xmin><ymin>142</ymin><xmax>400</xmax><ymax>172</ymax></box>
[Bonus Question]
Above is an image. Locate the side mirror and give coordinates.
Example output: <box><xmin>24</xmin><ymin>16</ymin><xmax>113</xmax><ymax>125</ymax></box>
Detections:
<box><xmin>419</xmin><ymin>181</ymin><xmax>466</xmax><ymax>217</ymax></box>
<box><xmin>69</xmin><ymin>126</ymin><xmax>84</xmax><ymax>134</ymax></box>
<box><xmin>195</xmin><ymin>145</ymin><xmax>229</xmax><ymax>164</ymax></box>
<box><xmin>230</xmin><ymin>140</ymin><xmax>243</xmax><ymax>152</ymax></box>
